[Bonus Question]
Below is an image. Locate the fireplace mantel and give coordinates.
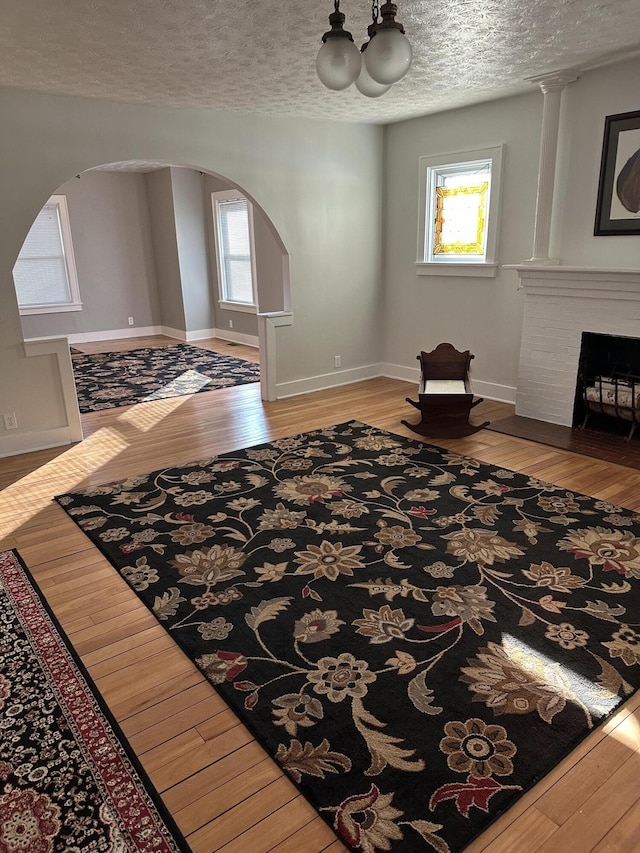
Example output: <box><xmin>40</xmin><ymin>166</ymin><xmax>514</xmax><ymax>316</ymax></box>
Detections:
<box><xmin>509</xmin><ymin>265</ymin><xmax>640</xmax><ymax>426</ymax></box>
<box><xmin>506</xmin><ymin>265</ymin><xmax>640</xmax><ymax>276</ymax></box>
<box><xmin>506</xmin><ymin>265</ymin><xmax>640</xmax><ymax>294</ymax></box>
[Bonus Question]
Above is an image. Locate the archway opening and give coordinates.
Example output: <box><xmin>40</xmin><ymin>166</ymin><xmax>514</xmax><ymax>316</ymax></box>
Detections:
<box><xmin>12</xmin><ymin>160</ymin><xmax>291</xmax><ymax>435</ymax></box>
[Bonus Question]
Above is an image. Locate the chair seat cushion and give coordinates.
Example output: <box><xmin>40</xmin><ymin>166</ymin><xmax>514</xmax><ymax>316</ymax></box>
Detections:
<box><xmin>420</xmin><ymin>379</ymin><xmax>467</xmax><ymax>395</ymax></box>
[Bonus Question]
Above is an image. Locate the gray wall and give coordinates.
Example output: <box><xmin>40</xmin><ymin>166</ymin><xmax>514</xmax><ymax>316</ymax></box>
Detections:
<box><xmin>171</xmin><ymin>167</ymin><xmax>214</xmax><ymax>334</ymax></box>
<box><xmin>20</xmin><ymin>170</ymin><xmax>160</xmax><ymax>338</ymax></box>
<box><xmin>19</xmin><ymin>163</ymin><xmax>284</xmax><ymax>343</ymax></box>
<box><xmin>202</xmin><ymin>174</ymin><xmax>258</xmax><ymax>337</ymax></box>
<box><xmin>553</xmin><ymin>58</ymin><xmax>640</xmax><ymax>268</ymax></box>
<box><xmin>382</xmin><ymin>91</ymin><xmax>541</xmax><ymax>395</ymax></box>
<box><xmin>253</xmin><ymin>208</ymin><xmax>287</xmax><ymax>315</ymax></box>
<box><xmin>204</xmin><ymin>173</ymin><xmax>288</xmax><ymax>338</ymax></box>
<box><xmin>381</xmin><ymin>56</ymin><xmax>640</xmax><ymax>398</ymax></box>
<box><xmin>6</xmin><ymin>55</ymin><xmax>636</xmax><ymax>454</ymax></box>
<box><xmin>145</xmin><ymin>168</ymin><xmax>186</xmax><ymax>332</ymax></box>
<box><xmin>0</xmin><ymin>87</ymin><xmax>383</xmax><ymax>451</ymax></box>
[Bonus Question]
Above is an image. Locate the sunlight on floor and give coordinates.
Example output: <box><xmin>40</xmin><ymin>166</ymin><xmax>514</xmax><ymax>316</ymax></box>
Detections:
<box><xmin>0</xmin><ymin>425</ymin><xmax>130</xmax><ymax>534</ymax></box>
<box><xmin>142</xmin><ymin>369</ymin><xmax>213</xmax><ymax>402</ymax></box>
<box><xmin>501</xmin><ymin>633</ymin><xmax>619</xmax><ymax>720</ymax></box>
<box><xmin>608</xmin><ymin>709</ymin><xmax>640</xmax><ymax>752</ymax></box>
<box><xmin>118</xmin><ymin>394</ymin><xmax>188</xmax><ymax>431</ymax></box>
<box><xmin>0</xmin><ymin>376</ymin><xmax>269</xmax><ymax>543</ymax></box>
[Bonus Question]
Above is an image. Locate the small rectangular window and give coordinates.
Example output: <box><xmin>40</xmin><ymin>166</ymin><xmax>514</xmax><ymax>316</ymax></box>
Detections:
<box><xmin>433</xmin><ymin>170</ymin><xmax>490</xmax><ymax>257</ymax></box>
<box><xmin>417</xmin><ymin>146</ymin><xmax>503</xmax><ymax>277</ymax></box>
<box><xmin>13</xmin><ymin>195</ymin><xmax>82</xmax><ymax>314</ymax></box>
<box><xmin>212</xmin><ymin>191</ymin><xmax>258</xmax><ymax>311</ymax></box>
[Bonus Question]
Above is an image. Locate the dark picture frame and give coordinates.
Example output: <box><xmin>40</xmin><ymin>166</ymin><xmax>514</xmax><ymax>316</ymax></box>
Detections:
<box><xmin>594</xmin><ymin>109</ymin><xmax>640</xmax><ymax>235</ymax></box>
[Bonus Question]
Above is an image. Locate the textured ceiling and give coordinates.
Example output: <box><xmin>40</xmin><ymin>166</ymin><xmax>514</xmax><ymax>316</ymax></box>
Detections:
<box><xmin>1</xmin><ymin>0</ymin><xmax>639</xmax><ymax>124</ymax></box>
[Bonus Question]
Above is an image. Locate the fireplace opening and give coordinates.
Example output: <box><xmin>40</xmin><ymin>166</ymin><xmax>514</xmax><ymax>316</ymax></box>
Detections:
<box><xmin>573</xmin><ymin>332</ymin><xmax>640</xmax><ymax>441</ymax></box>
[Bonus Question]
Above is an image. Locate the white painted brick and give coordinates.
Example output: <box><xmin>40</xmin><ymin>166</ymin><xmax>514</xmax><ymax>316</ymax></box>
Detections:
<box><xmin>516</xmin><ymin>274</ymin><xmax>640</xmax><ymax>423</ymax></box>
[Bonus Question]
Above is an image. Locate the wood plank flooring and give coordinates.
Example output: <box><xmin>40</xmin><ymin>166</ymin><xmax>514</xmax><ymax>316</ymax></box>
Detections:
<box><xmin>2</xmin><ymin>335</ymin><xmax>640</xmax><ymax>852</ymax></box>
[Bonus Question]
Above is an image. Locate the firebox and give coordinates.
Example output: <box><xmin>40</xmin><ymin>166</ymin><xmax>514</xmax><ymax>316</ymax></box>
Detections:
<box><xmin>573</xmin><ymin>332</ymin><xmax>640</xmax><ymax>440</ymax></box>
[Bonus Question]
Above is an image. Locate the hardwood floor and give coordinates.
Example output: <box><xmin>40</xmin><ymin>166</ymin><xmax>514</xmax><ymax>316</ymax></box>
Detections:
<box><xmin>2</xmin><ymin>336</ymin><xmax>640</xmax><ymax>852</ymax></box>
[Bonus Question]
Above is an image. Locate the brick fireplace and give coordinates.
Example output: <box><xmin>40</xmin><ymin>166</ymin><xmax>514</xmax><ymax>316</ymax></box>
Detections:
<box><xmin>512</xmin><ymin>267</ymin><xmax>640</xmax><ymax>426</ymax></box>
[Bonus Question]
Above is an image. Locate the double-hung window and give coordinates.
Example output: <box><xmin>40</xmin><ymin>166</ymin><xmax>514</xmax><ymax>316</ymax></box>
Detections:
<box><xmin>13</xmin><ymin>194</ymin><xmax>82</xmax><ymax>314</ymax></box>
<box><xmin>416</xmin><ymin>145</ymin><xmax>504</xmax><ymax>277</ymax></box>
<box><xmin>211</xmin><ymin>190</ymin><xmax>258</xmax><ymax>312</ymax></box>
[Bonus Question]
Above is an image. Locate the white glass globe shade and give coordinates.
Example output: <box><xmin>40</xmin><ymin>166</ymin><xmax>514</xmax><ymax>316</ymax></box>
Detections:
<box><xmin>364</xmin><ymin>29</ymin><xmax>412</xmax><ymax>85</ymax></box>
<box><xmin>316</xmin><ymin>38</ymin><xmax>362</xmax><ymax>91</ymax></box>
<box><xmin>355</xmin><ymin>60</ymin><xmax>392</xmax><ymax>98</ymax></box>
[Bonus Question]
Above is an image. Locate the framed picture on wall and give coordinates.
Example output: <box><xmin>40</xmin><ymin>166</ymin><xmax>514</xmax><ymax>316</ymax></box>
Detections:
<box><xmin>594</xmin><ymin>109</ymin><xmax>640</xmax><ymax>235</ymax></box>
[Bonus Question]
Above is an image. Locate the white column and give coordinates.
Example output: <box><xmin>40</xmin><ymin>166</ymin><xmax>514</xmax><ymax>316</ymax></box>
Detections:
<box><xmin>526</xmin><ymin>72</ymin><xmax>577</xmax><ymax>265</ymax></box>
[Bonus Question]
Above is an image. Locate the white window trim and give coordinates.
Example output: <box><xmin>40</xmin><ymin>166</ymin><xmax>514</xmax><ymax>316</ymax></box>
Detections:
<box><xmin>211</xmin><ymin>189</ymin><xmax>259</xmax><ymax>313</ymax></box>
<box><xmin>416</xmin><ymin>145</ymin><xmax>504</xmax><ymax>278</ymax></box>
<box><xmin>16</xmin><ymin>194</ymin><xmax>83</xmax><ymax>315</ymax></box>
<box><xmin>218</xmin><ymin>299</ymin><xmax>257</xmax><ymax>315</ymax></box>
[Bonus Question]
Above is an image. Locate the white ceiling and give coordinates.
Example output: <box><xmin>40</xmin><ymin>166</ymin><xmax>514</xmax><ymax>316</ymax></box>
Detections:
<box><xmin>2</xmin><ymin>0</ymin><xmax>639</xmax><ymax>124</ymax></box>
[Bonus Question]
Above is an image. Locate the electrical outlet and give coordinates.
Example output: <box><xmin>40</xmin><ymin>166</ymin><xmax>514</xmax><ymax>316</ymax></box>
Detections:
<box><xmin>128</xmin><ymin>317</ymin><xmax>134</xmax><ymax>326</ymax></box>
<box><xmin>3</xmin><ymin>412</ymin><xmax>18</xmax><ymax>430</ymax></box>
<box><xmin>229</xmin><ymin>320</ymin><xmax>233</xmax><ymax>329</ymax></box>
<box><xmin>334</xmin><ymin>355</ymin><xmax>341</xmax><ymax>368</ymax></box>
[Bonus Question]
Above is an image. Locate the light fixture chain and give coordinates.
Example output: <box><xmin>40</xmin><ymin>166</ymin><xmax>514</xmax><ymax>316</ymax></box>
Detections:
<box><xmin>372</xmin><ymin>1</ymin><xmax>380</xmax><ymax>23</ymax></box>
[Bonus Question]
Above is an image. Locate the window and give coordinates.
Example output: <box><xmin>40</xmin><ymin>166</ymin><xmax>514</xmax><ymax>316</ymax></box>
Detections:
<box><xmin>416</xmin><ymin>145</ymin><xmax>504</xmax><ymax>277</ymax></box>
<box><xmin>13</xmin><ymin>195</ymin><xmax>82</xmax><ymax>314</ymax></box>
<box><xmin>211</xmin><ymin>190</ymin><xmax>258</xmax><ymax>312</ymax></box>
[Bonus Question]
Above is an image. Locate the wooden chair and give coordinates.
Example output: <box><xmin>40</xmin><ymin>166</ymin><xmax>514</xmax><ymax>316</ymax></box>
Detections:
<box><xmin>401</xmin><ymin>342</ymin><xmax>489</xmax><ymax>438</ymax></box>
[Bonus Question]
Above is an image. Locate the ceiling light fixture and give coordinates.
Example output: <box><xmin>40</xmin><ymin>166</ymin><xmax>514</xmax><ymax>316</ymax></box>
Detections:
<box><xmin>356</xmin><ymin>12</ymin><xmax>392</xmax><ymax>98</ymax></box>
<box><xmin>317</xmin><ymin>1</ymin><xmax>412</xmax><ymax>96</ymax></box>
<box><xmin>364</xmin><ymin>1</ymin><xmax>412</xmax><ymax>85</ymax></box>
<box><xmin>316</xmin><ymin>1</ymin><xmax>362</xmax><ymax>91</ymax></box>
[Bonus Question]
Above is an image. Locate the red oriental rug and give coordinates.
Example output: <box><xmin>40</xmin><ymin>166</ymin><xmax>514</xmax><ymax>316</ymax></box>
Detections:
<box><xmin>0</xmin><ymin>548</ymin><xmax>191</xmax><ymax>853</ymax></box>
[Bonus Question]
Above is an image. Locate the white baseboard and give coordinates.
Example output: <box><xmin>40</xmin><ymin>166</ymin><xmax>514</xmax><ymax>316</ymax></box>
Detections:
<box><xmin>0</xmin><ymin>426</ymin><xmax>77</xmax><ymax>458</ymax></box>
<box><xmin>158</xmin><ymin>326</ymin><xmax>260</xmax><ymax>348</ymax></box>
<box><xmin>276</xmin><ymin>364</ymin><xmax>381</xmax><ymax>399</ymax></box>
<box><xmin>67</xmin><ymin>326</ymin><xmax>162</xmax><ymax>344</ymax></box>
<box><xmin>183</xmin><ymin>327</ymin><xmax>214</xmax><ymax>342</ymax></box>
<box><xmin>160</xmin><ymin>325</ymin><xmax>188</xmax><ymax>342</ymax></box>
<box><xmin>471</xmin><ymin>380</ymin><xmax>516</xmax><ymax>405</ymax></box>
<box><xmin>379</xmin><ymin>362</ymin><xmax>516</xmax><ymax>404</ymax></box>
<box><xmin>277</xmin><ymin>362</ymin><xmax>516</xmax><ymax>403</ymax></box>
<box><xmin>30</xmin><ymin>325</ymin><xmax>261</xmax><ymax>349</ymax></box>
<box><xmin>379</xmin><ymin>362</ymin><xmax>420</xmax><ymax>384</ymax></box>
<box><xmin>212</xmin><ymin>328</ymin><xmax>259</xmax><ymax>348</ymax></box>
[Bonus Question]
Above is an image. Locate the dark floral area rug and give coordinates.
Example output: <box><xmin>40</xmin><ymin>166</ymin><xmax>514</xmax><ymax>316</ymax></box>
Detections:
<box><xmin>0</xmin><ymin>548</ymin><xmax>191</xmax><ymax>853</ymax></box>
<box><xmin>71</xmin><ymin>343</ymin><xmax>260</xmax><ymax>412</ymax></box>
<box><xmin>56</xmin><ymin>420</ymin><xmax>640</xmax><ymax>852</ymax></box>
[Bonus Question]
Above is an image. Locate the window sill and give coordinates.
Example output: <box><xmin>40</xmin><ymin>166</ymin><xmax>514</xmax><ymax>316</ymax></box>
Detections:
<box><xmin>19</xmin><ymin>302</ymin><xmax>83</xmax><ymax>316</ymax></box>
<box><xmin>415</xmin><ymin>262</ymin><xmax>498</xmax><ymax>278</ymax></box>
<box><xmin>218</xmin><ymin>301</ymin><xmax>257</xmax><ymax>314</ymax></box>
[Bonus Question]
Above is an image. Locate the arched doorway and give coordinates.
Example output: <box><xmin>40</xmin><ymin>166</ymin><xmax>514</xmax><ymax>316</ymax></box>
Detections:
<box><xmin>13</xmin><ymin>160</ymin><xmax>291</xmax><ymax>444</ymax></box>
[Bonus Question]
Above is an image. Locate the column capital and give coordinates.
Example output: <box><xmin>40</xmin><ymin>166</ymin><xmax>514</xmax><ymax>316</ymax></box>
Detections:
<box><xmin>526</xmin><ymin>70</ymin><xmax>579</xmax><ymax>94</ymax></box>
